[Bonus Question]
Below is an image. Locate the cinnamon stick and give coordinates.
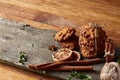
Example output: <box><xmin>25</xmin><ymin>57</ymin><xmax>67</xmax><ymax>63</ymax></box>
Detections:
<box><xmin>108</xmin><ymin>39</ymin><xmax>113</xmax><ymax>52</ymax></box>
<box><xmin>36</xmin><ymin>58</ymin><xmax>101</xmax><ymax>68</ymax></box>
<box><xmin>110</xmin><ymin>40</ymin><xmax>114</xmax><ymax>54</ymax></box>
<box><xmin>106</xmin><ymin>54</ymin><xmax>114</xmax><ymax>63</ymax></box>
<box><xmin>34</xmin><ymin>65</ymin><xmax>93</xmax><ymax>71</ymax></box>
<box><xmin>105</xmin><ymin>39</ymin><xmax>115</xmax><ymax>62</ymax></box>
<box><xmin>29</xmin><ymin>58</ymin><xmax>101</xmax><ymax>70</ymax></box>
<box><xmin>105</xmin><ymin>40</ymin><xmax>109</xmax><ymax>52</ymax></box>
<box><xmin>29</xmin><ymin>64</ymin><xmax>37</xmax><ymax>70</ymax></box>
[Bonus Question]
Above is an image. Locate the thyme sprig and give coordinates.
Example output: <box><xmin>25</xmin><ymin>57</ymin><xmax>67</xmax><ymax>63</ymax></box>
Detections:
<box><xmin>19</xmin><ymin>51</ymin><xmax>27</xmax><ymax>64</ymax></box>
<box><xmin>67</xmin><ymin>71</ymin><xmax>92</xmax><ymax>80</ymax></box>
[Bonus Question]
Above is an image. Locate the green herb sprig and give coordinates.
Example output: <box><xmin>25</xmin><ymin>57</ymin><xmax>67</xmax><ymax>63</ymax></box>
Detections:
<box><xmin>31</xmin><ymin>44</ymin><xmax>34</xmax><ymax>48</ymax></box>
<box><xmin>117</xmin><ymin>58</ymin><xmax>120</xmax><ymax>65</ymax></box>
<box><xmin>19</xmin><ymin>51</ymin><xmax>27</xmax><ymax>64</ymax></box>
<box><xmin>42</xmin><ymin>70</ymin><xmax>47</xmax><ymax>74</ymax></box>
<box><xmin>67</xmin><ymin>71</ymin><xmax>92</xmax><ymax>80</ymax></box>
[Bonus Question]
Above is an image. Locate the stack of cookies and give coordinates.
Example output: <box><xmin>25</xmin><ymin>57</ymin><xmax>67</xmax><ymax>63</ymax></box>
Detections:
<box><xmin>54</xmin><ymin>28</ymin><xmax>79</xmax><ymax>50</ymax></box>
<box><xmin>79</xmin><ymin>23</ymin><xmax>107</xmax><ymax>58</ymax></box>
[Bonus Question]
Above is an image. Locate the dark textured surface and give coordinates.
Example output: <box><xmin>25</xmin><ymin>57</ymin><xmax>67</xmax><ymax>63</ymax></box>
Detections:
<box><xmin>0</xmin><ymin>18</ymin><xmax>112</xmax><ymax>80</ymax></box>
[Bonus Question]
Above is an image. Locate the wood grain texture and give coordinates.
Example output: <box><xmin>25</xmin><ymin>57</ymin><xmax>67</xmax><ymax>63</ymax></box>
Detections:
<box><xmin>0</xmin><ymin>63</ymin><xmax>61</xmax><ymax>80</ymax></box>
<box><xmin>0</xmin><ymin>0</ymin><xmax>120</xmax><ymax>45</ymax></box>
<box><xmin>0</xmin><ymin>0</ymin><xmax>119</xmax><ymax>46</ymax></box>
<box><xmin>0</xmin><ymin>0</ymin><xmax>119</xmax><ymax>80</ymax></box>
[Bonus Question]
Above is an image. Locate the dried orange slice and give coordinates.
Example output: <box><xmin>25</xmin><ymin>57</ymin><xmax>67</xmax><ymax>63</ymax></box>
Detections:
<box><xmin>71</xmin><ymin>51</ymin><xmax>81</xmax><ymax>61</ymax></box>
<box><xmin>52</xmin><ymin>48</ymin><xmax>72</xmax><ymax>61</ymax></box>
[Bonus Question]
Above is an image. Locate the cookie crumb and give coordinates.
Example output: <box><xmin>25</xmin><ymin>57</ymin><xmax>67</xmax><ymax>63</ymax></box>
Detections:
<box><xmin>48</xmin><ymin>45</ymin><xmax>58</xmax><ymax>51</ymax></box>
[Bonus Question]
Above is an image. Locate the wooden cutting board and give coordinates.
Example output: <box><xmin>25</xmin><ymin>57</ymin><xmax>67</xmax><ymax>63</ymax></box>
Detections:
<box><xmin>0</xmin><ymin>0</ymin><xmax>120</xmax><ymax>80</ymax></box>
<box><xmin>0</xmin><ymin>18</ymin><xmax>120</xmax><ymax>80</ymax></box>
<box><xmin>0</xmin><ymin>18</ymin><xmax>107</xmax><ymax>80</ymax></box>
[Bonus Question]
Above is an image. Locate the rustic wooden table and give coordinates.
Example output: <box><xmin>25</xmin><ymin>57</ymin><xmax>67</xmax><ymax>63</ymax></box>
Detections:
<box><xmin>0</xmin><ymin>0</ymin><xmax>119</xmax><ymax>80</ymax></box>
